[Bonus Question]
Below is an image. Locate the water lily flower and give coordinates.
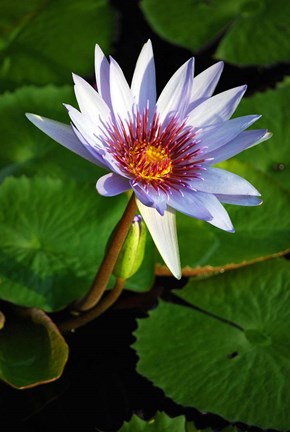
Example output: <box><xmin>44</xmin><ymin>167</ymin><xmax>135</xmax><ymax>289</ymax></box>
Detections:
<box><xmin>26</xmin><ymin>41</ymin><xmax>271</xmax><ymax>279</ymax></box>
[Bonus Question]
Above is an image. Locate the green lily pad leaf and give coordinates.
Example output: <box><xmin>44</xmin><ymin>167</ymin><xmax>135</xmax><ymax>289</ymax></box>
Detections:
<box><xmin>0</xmin><ymin>176</ymin><xmax>154</xmax><ymax>310</ymax></box>
<box><xmin>135</xmin><ymin>259</ymin><xmax>290</xmax><ymax>430</ymax></box>
<box><xmin>0</xmin><ymin>0</ymin><xmax>115</xmax><ymax>89</ymax></box>
<box><xmin>0</xmin><ymin>176</ymin><xmax>122</xmax><ymax>311</ymax></box>
<box><xmin>0</xmin><ymin>308</ymin><xmax>68</xmax><ymax>388</ymax></box>
<box><xmin>120</xmin><ymin>413</ymin><xmax>239</xmax><ymax>432</ymax></box>
<box><xmin>0</xmin><ymin>311</ymin><xmax>5</xmax><ymax>330</ymax></box>
<box><xmin>0</xmin><ymin>85</ymin><xmax>101</xmax><ymax>183</ymax></box>
<box><xmin>140</xmin><ymin>0</ymin><xmax>290</xmax><ymax>65</ymax></box>
<box><xmin>215</xmin><ymin>0</ymin><xmax>290</xmax><ymax>65</ymax></box>
<box><xmin>157</xmin><ymin>160</ymin><xmax>290</xmax><ymax>276</ymax></box>
<box><xmin>236</xmin><ymin>80</ymin><xmax>290</xmax><ymax>191</ymax></box>
<box><xmin>119</xmin><ymin>412</ymin><xmax>187</xmax><ymax>431</ymax></box>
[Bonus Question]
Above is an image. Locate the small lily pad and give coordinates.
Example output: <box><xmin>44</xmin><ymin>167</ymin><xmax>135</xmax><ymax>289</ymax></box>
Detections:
<box><xmin>135</xmin><ymin>259</ymin><xmax>290</xmax><ymax>430</ymax></box>
<box><xmin>0</xmin><ymin>308</ymin><xmax>68</xmax><ymax>388</ymax></box>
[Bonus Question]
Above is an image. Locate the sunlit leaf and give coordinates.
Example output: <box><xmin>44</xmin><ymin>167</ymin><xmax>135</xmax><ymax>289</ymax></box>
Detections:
<box><xmin>135</xmin><ymin>259</ymin><xmax>290</xmax><ymax>430</ymax></box>
<box><xmin>0</xmin><ymin>308</ymin><xmax>68</xmax><ymax>388</ymax></box>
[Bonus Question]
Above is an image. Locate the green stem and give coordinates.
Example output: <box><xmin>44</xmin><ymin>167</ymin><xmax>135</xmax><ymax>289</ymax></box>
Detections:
<box><xmin>73</xmin><ymin>194</ymin><xmax>137</xmax><ymax>312</ymax></box>
<box><xmin>59</xmin><ymin>278</ymin><xmax>126</xmax><ymax>332</ymax></box>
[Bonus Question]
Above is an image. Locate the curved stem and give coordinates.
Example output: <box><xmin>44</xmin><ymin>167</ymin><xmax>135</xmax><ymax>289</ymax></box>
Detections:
<box><xmin>74</xmin><ymin>194</ymin><xmax>137</xmax><ymax>312</ymax></box>
<box><xmin>59</xmin><ymin>278</ymin><xmax>126</xmax><ymax>332</ymax></box>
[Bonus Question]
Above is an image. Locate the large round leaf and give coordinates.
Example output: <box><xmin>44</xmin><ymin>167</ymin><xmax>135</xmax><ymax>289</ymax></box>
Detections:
<box><xmin>0</xmin><ymin>85</ymin><xmax>100</xmax><ymax>183</ymax></box>
<box><xmin>157</xmin><ymin>160</ymin><xmax>290</xmax><ymax>276</ymax></box>
<box><xmin>0</xmin><ymin>176</ymin><xmax>127</xmax><ymax>311</ymax></box>
<box><xmin>140</xmin><ymin>0</ymin><xmax>290</xmax><ymax>65</ymax></box>
<box><xmin>135</xmin><ymin>259</ymin><xmax>290</xmax><ymax>430</ymax></box>
<box><xmin>0</xmin><ymin>308</ymin><xmax>68</xmax><ymax>388</ymax></box>
<box><xmin>0</xmin><ymin>0</ymin><xmax>115</xmax><ymax>89</ymax></box>
<box><xmin>236</xmin><ymin>79</ymin><xmax>290</xmax><ymax>191</ymax></box>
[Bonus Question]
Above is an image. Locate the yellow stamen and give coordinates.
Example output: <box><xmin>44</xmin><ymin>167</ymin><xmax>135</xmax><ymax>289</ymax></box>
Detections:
<box><xmin>129</xmin><ymin>143</ymin><xmax>172</xmax><ymax>181</ymax></box>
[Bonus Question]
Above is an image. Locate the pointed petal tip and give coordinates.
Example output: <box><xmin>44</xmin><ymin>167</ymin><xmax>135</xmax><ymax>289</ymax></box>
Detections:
<box><xmin>136</xmin><ymin>200</ymin><xmax>181</xmax><ymax>280</ymax></box>
<box><xmin>25</xmin><ymin>112</ymin><xmax>36</xmax><ymax>121</ymax></box>
<box><xmin>72</xmin><ymin>72</ymin><xmax>81</xmax><ymax>84</ymax></box>
<box><xmin>174</xmin><ymin>270</ymin><xmax>182</xmax><ymax>280</ymax></box>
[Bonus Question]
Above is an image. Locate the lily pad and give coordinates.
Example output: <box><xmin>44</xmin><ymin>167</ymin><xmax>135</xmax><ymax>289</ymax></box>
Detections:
<box><xmin>0</xmin><ymin>176</ymin><xmax>118</xmax><ymax>310</ymax></box>
<box><xmin>119</xmin><ymin>412</ymin><xmax>187</xmax><ymax>432</ymax></box>
<box><xmin>0</xmin><ymin>85</ymin><xmax>100</xmax><ymax>183</ymax></box>
<box><xmin>140</xmin><ymin>0</ymin><xmax>290</xmax><ymax>65</ymax></box>
<box><xmin>157</xmin><ymin>160</ymin><xmax>290</xmax><ymax>276</ymax></box>
<box><xmin>0</xmin><ymin>308</ymin><xmax>68</xmax><ymax>388</ymax></box>
<box><xmin>135</xmin><ymin>259</ymin><xmax>290</xmax><ymax>430</ymax></box>
<box><xmin>236</xmin><ymin>80</ymin><xmax>290</xmax><ymax>191</ymax></box>
<box><xmin>0</xmin><ymin>0</ymin><xmax>115</xmax><ymax>89</ymax></box>
<box><xmin>0</xmin><ymin>176</ymin><xmax>154</xmax><ymax>310</ymax></box>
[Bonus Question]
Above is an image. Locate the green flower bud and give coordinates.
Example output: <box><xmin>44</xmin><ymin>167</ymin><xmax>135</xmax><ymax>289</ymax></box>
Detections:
<box><xmin>113</xmin><ymin>215</ymin><xmax>146</xmax><ymax>279</ymax></box>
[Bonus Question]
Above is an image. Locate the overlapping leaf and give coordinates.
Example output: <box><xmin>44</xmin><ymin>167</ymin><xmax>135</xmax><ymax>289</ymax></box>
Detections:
<box><xmin>0</xmin><ymin>308</ymin><xmax>68</xmax><ymax>388</ymax></box>
<box><xmin>140</xmin><ymin>0</ymin><xmax>290</xmax><ymax>65</ymax></box>
<box><xmin>135</xmin><ymin>259</ymin><xmax>290</xmax><ymax>430</ymax></box>
<box><xmin>0</xmin><ymin>0</ymin><xmax>115</xmax><ymax>89</ymax></box>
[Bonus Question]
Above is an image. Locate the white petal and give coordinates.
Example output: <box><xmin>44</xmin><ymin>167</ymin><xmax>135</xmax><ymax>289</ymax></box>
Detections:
<box><xmin>157</xmin><ymin>58</ymin><xmax>194</xmax><ymax>124</ymax></box>
<box><xmin>72</xmin><ymin>73</ymin><xmax>110</xmax><ymax>123</ymax></box>
<box><xmin>26</xmin><ymin>113</ymin><xmax>98</xmax><ymax>165</ymax></box>
<box><xmin>97</xmin><ymin>173</ymin><xmax>130</xmax><ymax>196</ymax></box>
<box><xmin>110</xmin><ymin>57</ymin><xmax>134</xmax><ymax>122</ymax></box>
<box><xmin>192</xmin><ymin>167</ymin><xmax>261</xmax><ymax>196</ymax></box>
<box><xmin>190</xmin><ymin>61</ymin><xmax>224</xmax><ymax>101</ymax></box>
<box><xmin>203</xmin><ymin>195</ymin><xmax>235</xmax><ymax>232</ymax></box>
<box><xmin>136</xmin><ymin>199</ymin><xmax>181</xmax><ymax>279</ymax></box>
<box><xmin>204</xmin><ymin>129</ymin><xmax>271</xmax><ymax>163</ymax></box>
<box><xmin>195</xmin><ymin>115</ymin><xmax>261</xmax><ymax>154</ymax></box>
<box><xmin>187</xmin><ymin>85</ymin><xmax>247</xmax><ymax>127</ymax></box>
<box><xmin>131</xmin><ymin>40</ymin><xmax>156</xmax><ymax>116</ymax></box>
<box><xmin>216</xmin><ymin>194</ymin><xmax>262</xmax><ymax>206</ymax></box>
<box><xmin>95</xmin><ymin>44</ymin><xmax>112</xmax><ymax>109</ymax></box>
<box><xmin>71</xmin><ymin>124</ymin><xmax>108</xmax><ymax>169</ymax></box>
<box><xmin>65</xmin><ymin>104</ymin><xmax>102</xmax><ymax>150</ymax></box>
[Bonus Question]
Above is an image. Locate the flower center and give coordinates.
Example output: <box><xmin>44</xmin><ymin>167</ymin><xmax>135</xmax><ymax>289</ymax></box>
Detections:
<box><xmin>129</xmin><ymin>142</ymin><xmax>172</xmax><ymax>181</ymax></box>
<box><xmin>103</xmin><ymin>110</ymin><xmax>204</xmax><ymax>190</ymax></box>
